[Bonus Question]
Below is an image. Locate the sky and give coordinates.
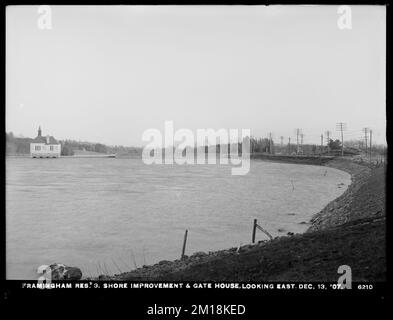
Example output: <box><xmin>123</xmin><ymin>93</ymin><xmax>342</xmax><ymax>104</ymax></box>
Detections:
<box><xmin>6</xmin><ymin>5</ymin><xmax>386</xmax><ymax>146</ymax></box>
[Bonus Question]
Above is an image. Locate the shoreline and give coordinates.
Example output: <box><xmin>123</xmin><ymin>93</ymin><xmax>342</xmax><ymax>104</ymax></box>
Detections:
<box><xmin>6</xmin><ymin>154</ymin><xmax>116</xmax><ymax>158</ymax></box>
<box><xmin>92</xmin><ymin>156</ymin><xmax>385</xmax><ymax>281</ymax></box>
<box><xmin>307</xmin><ymin>158</ymin><xmax>377</xmax><ymax>231</ymax></box>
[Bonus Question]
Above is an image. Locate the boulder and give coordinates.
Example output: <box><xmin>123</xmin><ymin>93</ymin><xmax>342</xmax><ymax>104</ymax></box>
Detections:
<box><xmin>40</xmin><ymin>263</ymin><xmax>82</xmax><ymax>280</ymax></box>
<box><xmin>98</xmin><ymin>274</ymin><xmax>111</xmax><ymax>280</ymax></box>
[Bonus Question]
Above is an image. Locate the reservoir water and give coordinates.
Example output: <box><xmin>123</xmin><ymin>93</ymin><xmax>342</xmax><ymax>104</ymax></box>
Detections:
<box><xmin>6</xmin><ymin>157</ymin><xmax>351</xmax><ymax>279</ymax></box>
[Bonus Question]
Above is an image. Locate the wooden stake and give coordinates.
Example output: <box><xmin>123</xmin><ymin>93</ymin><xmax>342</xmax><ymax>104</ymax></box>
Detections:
<box><xmin>252</xmin><ymin>219</ymin><xmax>273</xmax><ymax>243</ymax></box>
<box><xmin>181</xmin><ymin>229</ymin><xmax>188</xmax><ymax>260</ymax></box>
<box><xmin>252</xmin><ymin>219</ymin><xmax>257</xmax><ymax>243</ymax></box>
<box><xmin>256</xmin><ymin>224</ymin><xmax>273</xmax><ymax>240</ymax></box>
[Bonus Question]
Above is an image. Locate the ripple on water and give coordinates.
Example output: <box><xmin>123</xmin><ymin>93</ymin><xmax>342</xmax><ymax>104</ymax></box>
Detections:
<box><xmin>6</xmin><ymin>158</ymin><xmax>351</xmax><ymax>279</ymax></box>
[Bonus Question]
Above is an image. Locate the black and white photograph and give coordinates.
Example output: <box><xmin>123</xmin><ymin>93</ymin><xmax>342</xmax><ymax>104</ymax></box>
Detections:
<box><xmin>2</xmin><ymin>2</ymin><xmax>389</xmax><ymax>306</ymax></box>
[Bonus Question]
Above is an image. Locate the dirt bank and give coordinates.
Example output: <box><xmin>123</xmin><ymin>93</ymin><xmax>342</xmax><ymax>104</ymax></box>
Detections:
<box><xmin>94</xmin><ymin>157</ymin><xmax>386</xmax><ymax>282</ymax></box>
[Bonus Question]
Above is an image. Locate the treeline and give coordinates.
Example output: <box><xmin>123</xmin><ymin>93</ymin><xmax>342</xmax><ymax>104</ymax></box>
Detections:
<box><xmin>60</xmin><ymin>140</ymin><xmax>108</xmax><ymax>156</ymax></box>
<box><xmin>175</xmin><ymin>138</ymin><xmax>274</xmax><ymax>156</ymax></box>
<box><xmin>6</xmin><ymin>132</ymin><xmax>32</xmax><ymax>154</ymax></box>
<box><xmin>344</xmin><ymin>139</ymin><xmax>387</xmax><ymax>154</ymax></box>
<box><xmin>272</xmin><ymin>138</ymin><xmax>354</xmax><ymax>156</ymax></box>
<box><xmin>5</xmin><ymin>132</ymin><xmax>142</xmax><ymax>156</ymax></box>
<box><xmin>250</xmin><ymin>137</ymin><xmax>275</xmax><ymax>154</ymax></box>
<box><xmin>6</xmin><ymin>132</ymin><xmax>385</xmax><ymax>157</ymax></box>
<box><xmin>61</xmin><ymin>139</ymin><xmax>142</xmax><ymax>156</ymax></box>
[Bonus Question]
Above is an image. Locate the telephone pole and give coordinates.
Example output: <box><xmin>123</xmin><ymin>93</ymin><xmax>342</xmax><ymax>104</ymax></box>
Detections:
<box><xmin>280</xmin><ymin>136</ymin><xmax>284</xmax><ymax>151</ymax></box>
<box><xmin>288</xmin><ymin>137</ymin><xmax>291</xmax><ymax>154</ymax></box>
<box><xmin>268</xmin><ymin>132</ymin><xmax>273</xmax><ymax>154</ymax></box>
<box><xmin>325</xmin><ymin>131</ymin><xmax>331</xmax><ymax>155</ymax></box>
<box><xmin>320</xmin><ymin>134</ymin><xmax>323</xmax><ymax>154</ymax></box>
<box><xmin>300</xmin><ymin>133</ymin><xmax>304</xmax><ymax>154</ymax></box>
<box><xmin>295</xmin><ymin>128</ymin><xmax>301</xmax><ymax>155</ymax></box>
<box><xmin>336</xmin><ymin>122</ymin><xmax>346</xmax><ymax>156</ymax></box>
<box><xmin>363</xmin><ymin>127</ymin><xmax>369</xmax><ymax>158</ymax></box>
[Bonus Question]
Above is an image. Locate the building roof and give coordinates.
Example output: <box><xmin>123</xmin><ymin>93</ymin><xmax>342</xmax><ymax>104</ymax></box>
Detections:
<box><xmin>31</xmin><ymin>127</ymin><xmax>59</xmax><ymax>144</ymax></box>
<box><xmin>32</xmin><ymin>135</ymin><xmax>59</xmax><ymax>145</ymax></box>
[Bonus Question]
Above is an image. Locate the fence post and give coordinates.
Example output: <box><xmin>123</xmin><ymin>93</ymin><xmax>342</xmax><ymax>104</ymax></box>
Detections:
<box><xmin>181</xmin><ymin>229</ymin><xmax>188</xmax><ymax>260</ymax></box>
<box><xmin>252</xmin><ymin>219</ymin><xmax>257</xmax><ymax>243</ymax></box>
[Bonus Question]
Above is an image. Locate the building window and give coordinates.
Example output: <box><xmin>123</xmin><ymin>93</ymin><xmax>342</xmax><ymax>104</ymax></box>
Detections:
<box><xmin>35</xmin><ymin>145</ymin><xmax>41</xmax><ymax>151</ymax></box>
<box><xmin>50</xmin><ymin>145</ymin><xmax>54</xmax><ymax>151</ymax></box>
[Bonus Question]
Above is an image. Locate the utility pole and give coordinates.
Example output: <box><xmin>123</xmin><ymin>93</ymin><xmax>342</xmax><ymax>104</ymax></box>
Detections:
<box><xmin>268</xmin><ymin>132</ymin><xmax>273</xmax><ymax>154</ymax></box>
<box><xmin>320</xmin><ymin>134</ymin><xmax>323</xmax><ymax>154</ymax></box>
<box><xmin>336</xmin><ymin>123</ymin><xmax>346</xmax><ymax>156</ymax></box>
<box><xmin>363</xmin><ymin>128</ymin><xmax>369</xmax><ymax>158</ymax></box>
<box><xmin>295</xmin><ymin>129</ymin><xmax>301</xmax><ymax>155</ymax></box>
<box><xmin>280</xmin><ymin>136</ymin><xmax>284</xmax><ymax>151</ymax></box>
<box><xmin>325</xmin><ymin>131</ymin><xmax>331</xmax><ymax>155</ymax></box>
<box><xmin>288</xmin><ymin>137</ymin><xmax>291</xmax><ymax>154</ymax></box>
<box><xmin>300</xmin><ymin>133</ymin><xmax>304</xmax><ymax>154</ymax></box>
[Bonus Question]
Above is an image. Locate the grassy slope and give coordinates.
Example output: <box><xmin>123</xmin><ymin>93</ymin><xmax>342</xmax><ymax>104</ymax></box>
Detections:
<box><xmin>155</xmin><ymin>216</ymin><xmax>385</xmax><ymax>282</ymax></box>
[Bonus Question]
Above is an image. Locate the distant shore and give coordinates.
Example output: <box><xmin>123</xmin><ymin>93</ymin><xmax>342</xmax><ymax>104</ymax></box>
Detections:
<box><xmin>6</xmin><ymin>154</ymin><xmax>119</xmax><ymax>158</ymax></box>
<box><xmin>250</xmin><ymin>153</ymin><xmax>334</xmax><ymax>165</ymax></box>
<box><xmin>92</xmin><ymin>156</ymin><xmax>385</xmax><ymax>281</ymax></box>
<box><xmin>6</xmin><ymin>153</ymin><xmax>141</xmax><ymax>159</ymax></box>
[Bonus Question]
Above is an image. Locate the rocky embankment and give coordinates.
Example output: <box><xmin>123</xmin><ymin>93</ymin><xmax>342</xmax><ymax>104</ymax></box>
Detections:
<box><xmin>94</xmin><ymin>157</ymin><xmax>386</xmax><ymax>282</ymax></box>
<box><xmin>308</xmin><ymin>158</ymin><xmax>385</xmax><ymax>231</ymax></box>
